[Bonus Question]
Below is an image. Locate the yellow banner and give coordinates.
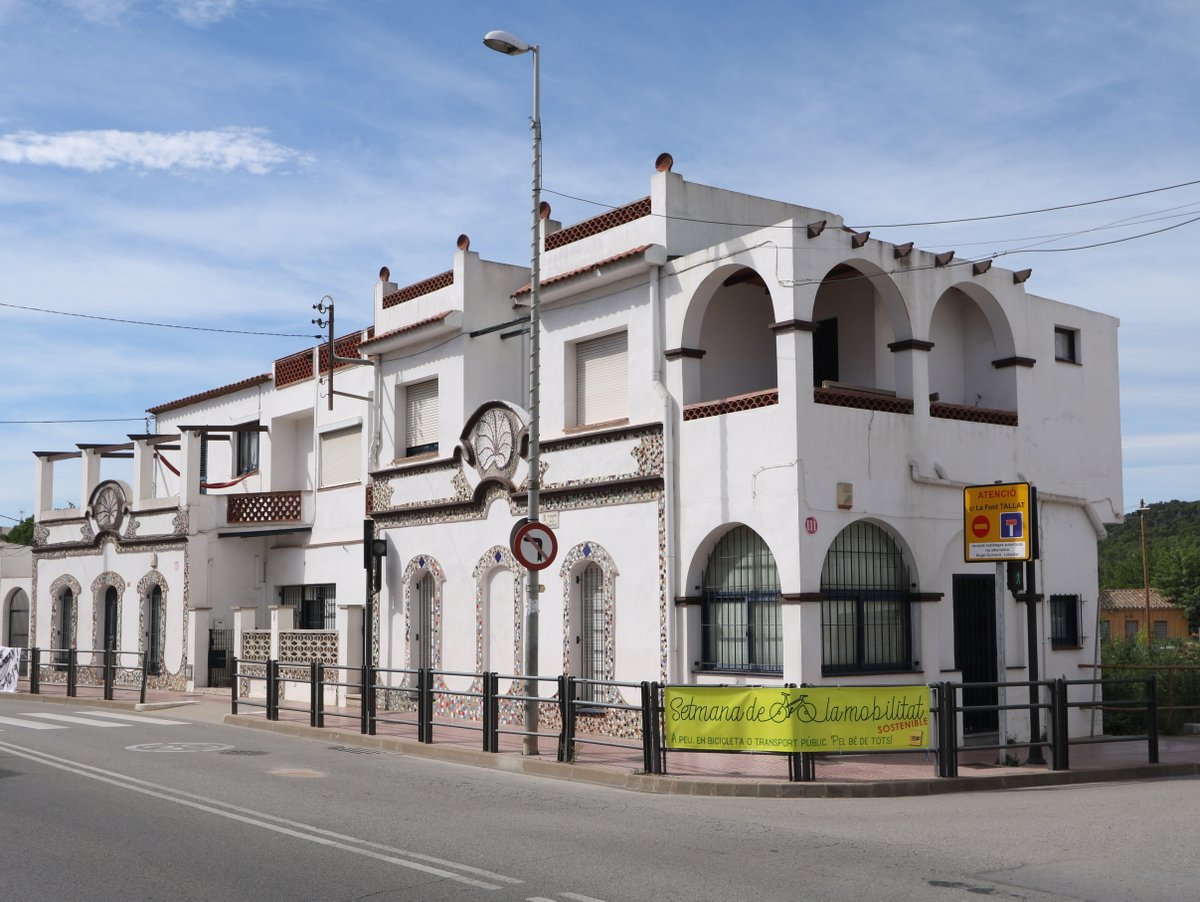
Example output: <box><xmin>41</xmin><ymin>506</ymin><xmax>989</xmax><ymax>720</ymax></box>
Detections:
<box><xmin>663</xmin><ymin>685</ymin><xmax>930</xmax><ymax>753</ymax></box>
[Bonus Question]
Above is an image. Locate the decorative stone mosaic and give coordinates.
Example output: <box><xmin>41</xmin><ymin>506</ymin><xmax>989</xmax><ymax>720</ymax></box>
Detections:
<box><xmin>90</xmin><ymin>570</ymin><xmax>127</xmax><ymax>652</ymax></box>
<box><xmin>471</xmin><ymin>545</ymin><xmax>523</xmax><ymax>696</ymax></box>
<box><xmin>135</xmin><ymin>571</ymin><xmax>169</xmax><ymax>687</ymax></box>
<box><xmin>558</xmin><ymin>541</ymin><xmax>620</xmax><ymax>702</ymax></box>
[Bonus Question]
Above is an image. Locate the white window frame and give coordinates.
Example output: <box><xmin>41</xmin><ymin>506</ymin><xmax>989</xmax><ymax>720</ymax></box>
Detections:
<box><xmin>403</xmin><ymin>378</ymin><xmax>439</xmax><ymax>458</ymax></box>
<box><xmin>573</xmin><ymin>331</ymin><xmax>629</xmax><ymax>428</ymax></box>
<box><xmin>318</xmin><ymin>423</ymin><xmax>362</xmax><ymax>488</ymax></box>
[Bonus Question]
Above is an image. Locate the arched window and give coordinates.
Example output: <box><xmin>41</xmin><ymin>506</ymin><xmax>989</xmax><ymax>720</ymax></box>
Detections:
<box><xmin>103</xmin><ymin>586</ymin><xmax>119</xmax><ymax>651</ymax></box>
<box><xmin>820</xmin><ymin>521</ymin><xmax>912</xmax><ymax>674</ymax></box>
<box><xmin>700</xmin><ymin>526</ymin><xmax>781</xmax><ymax>673</ymax></box>
<box><xmin>147</xmin><ymin>585</ymin><xmax>163</xmax><ymax>676</ymax></box>
<box><xmin>577</xmin><ymin>562</ymin><xmax>604</xmax><ymax>701</ymax></box>
<box><xmin>6</xmin><ymin>590</ymin><xmax>28</xmax><ymax>675</ymax></box>
<box><xmin>413</xmin><ymin>573</ymin><xmax>434</xmax><ymax>670</ymax></box>
<box><xmin>58</xmin><ymin>588</ymin><xmax>74</xmax><ymax>666</ymax></box>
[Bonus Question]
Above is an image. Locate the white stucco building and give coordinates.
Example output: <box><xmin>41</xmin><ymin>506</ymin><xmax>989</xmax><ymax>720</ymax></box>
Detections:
<box><xmin>28</xmin><ymin>157</ymin><xmax>1122</xmax><ymax>741</ymax></box>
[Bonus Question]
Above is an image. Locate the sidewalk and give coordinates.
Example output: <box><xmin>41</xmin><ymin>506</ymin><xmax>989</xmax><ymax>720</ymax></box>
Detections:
<box><xmin>13</xmin><ymin>684</ymin><xmax>1200</xmax><ymax>798</ymax></box>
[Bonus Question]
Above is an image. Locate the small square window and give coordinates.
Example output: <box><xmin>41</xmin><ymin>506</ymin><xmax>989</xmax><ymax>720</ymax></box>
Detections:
<box><xmin>1050</xmin><ymin>594</ymin><xmax>1081</xmax><ymax>648</ymax></box>
<box><xmin>1054</xmin><ymin>327</ymin><xmax>1080</xmax><ymax>363</ymax></box>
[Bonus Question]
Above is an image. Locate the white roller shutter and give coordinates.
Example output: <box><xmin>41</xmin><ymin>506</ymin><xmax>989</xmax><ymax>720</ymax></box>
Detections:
<box><xmin>319</xmin><ymin>425</ymin><xmax>361</xmax><ymax>488</ymax></box>
<box><xmin>575</xmin><ymin>332</ymin><xmax>628</xmax><ymax>426</ymax></box>
<box><xmin>405</xmin><ymin>379</ymin><xmax>439</xmax><ymax>455</ymax></box>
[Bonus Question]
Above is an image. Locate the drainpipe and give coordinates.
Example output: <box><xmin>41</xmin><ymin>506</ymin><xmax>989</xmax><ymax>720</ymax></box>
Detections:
<box><xmin>907</xmin><ymin>462</ymin><xmax>1108</xmax><ymax>540</ymax></box>
<box><xmin>649</xmin><ymin>265</ymin><xmax>679</xmax><ymax>682</ymax></box>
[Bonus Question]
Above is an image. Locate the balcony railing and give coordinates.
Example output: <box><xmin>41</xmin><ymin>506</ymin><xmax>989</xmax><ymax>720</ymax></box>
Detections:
<box><xmin>227</xmin><ymin>491</ymin><xmax>303</xmax><ymax>525</ymax></box>
<box><xmin>683</xmin><ymin>388</ymin><xmax>780</xmax><ymax>422</ymax></box>
<box><xmin>930</xmin><ymin>401</ymin><xmax>1018</xmax><ymax>427</ymax></box>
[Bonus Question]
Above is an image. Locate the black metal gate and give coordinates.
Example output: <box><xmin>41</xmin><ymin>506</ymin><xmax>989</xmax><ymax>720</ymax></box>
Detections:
<box><xmin>953</xmin><ymin>574</ymin><xmax>999</xmax><ymax>734</ymax></box>
<box><xmin>208</xmin><ymin>628</ymin><xmax>233</xmax><ymax>688</ymax></box>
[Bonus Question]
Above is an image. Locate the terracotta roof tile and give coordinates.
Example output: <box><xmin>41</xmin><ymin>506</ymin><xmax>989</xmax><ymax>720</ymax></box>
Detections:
<box><xmin>147</xmin><ymin>374</ymin><xmax>272</xmax><ymax>415</ymax></box>
<box><xmin>1100</xmin><ymin>588</ymin><xmax>1177</xmax><ymax>610</ymax></box>
<box><xmin>513</xmin><ymin>245</ymin><xmax>654</xmax><ymax>297</ymax></box>
<box><xmin>359</xmin><ymin>311</ymin><xmax>454</xmax><ymax>349</ymax></box>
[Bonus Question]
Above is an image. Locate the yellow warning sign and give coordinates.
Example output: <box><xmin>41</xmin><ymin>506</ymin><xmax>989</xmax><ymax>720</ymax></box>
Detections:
<box><xmin>963</xmin><ymin>482</ymin><xmax>1031</xmax><ymax>562</ymax></box>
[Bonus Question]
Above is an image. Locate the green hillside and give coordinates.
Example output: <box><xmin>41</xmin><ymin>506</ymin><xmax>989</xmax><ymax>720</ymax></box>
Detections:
<box><xmin>1098</xmin><ymin>499</ymin><xmax>1200</xmax><ymax>623</ymax></box>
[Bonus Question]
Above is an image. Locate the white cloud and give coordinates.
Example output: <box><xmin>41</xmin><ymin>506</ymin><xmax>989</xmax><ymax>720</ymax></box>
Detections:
<box><xmin>165</xmin><ymin>0</ymin><xmax>239</xmax><ymax>27</ymax></box>
<box><xmin>0</xmin><ymin>128</ymin><xmax>307</xmax><ymax>174</ymax></box>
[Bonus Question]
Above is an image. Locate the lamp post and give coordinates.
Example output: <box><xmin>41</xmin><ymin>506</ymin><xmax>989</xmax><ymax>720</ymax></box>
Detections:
<box><xmin>484</xmin><ymin>29</ymin><xmax>543</xmax><ymax>755</ymax></box>
<box><xmin>1139</xmin><ymin>499</ymin><xmax>1151</xmax><ymax>650</ymax></box>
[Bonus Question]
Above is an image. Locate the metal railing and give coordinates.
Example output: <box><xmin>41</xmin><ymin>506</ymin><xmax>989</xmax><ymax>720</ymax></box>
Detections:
<box><xmin>21</xmin><ymin>647</ymin><xmax>147</xmax><ymax>703</ymax></box>
<box><xmin>933</xmin><ymin>676</ymin><xmax>1159</xmax><ymax>777</ymax></box>
<box><xmin>223</xmin><ymin>662</ymin><xmax>1169</xmax><ymax>782</ymax></box>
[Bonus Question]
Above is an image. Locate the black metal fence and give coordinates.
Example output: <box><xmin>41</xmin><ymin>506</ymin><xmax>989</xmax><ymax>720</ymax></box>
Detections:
<box><xmin>227</xmin><ymin>661</ymin><xmax>1163</xmax><ymax>782</ymax></box>
<box><xmin>19</xmin><ymin>647</ymin><xmax>148</xmax><ymax>704</ymax></box>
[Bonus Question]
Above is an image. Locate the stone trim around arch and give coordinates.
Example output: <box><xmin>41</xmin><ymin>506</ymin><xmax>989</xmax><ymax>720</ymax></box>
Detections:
<box><xmin>402</xmin><ymin>554</ymin><xmax>446</xmax><ymax>675</ymax></box>
<box><xmin>137</xmin><ymin>570</ymin><xmax>169</xmax><ymax>679</ymax></box>
<box><xmin>558</xmin><ymin>541</ymin><xmax>621</xmax><ymax>702</ymax></box>
<box><xmin>90</xmin><ymin>572</ymin><xmax>127</xmax><ymax>652</ymax></box>
<box><xmin>48</xmin><ymin>574</ymin><xmax>82</xmax><ymax>652</ymax></box>
<box><xmin>472</xmin><ymin>546</ymin><xmax>523</xmax><ymax>678</ymax></box>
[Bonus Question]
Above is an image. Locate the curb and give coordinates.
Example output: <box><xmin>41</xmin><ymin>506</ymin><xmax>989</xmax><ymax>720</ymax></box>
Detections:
<box><xmin>221</xmin><ymin>713</ymin><xmax>1200</xmax><ymax>799</ymax></box>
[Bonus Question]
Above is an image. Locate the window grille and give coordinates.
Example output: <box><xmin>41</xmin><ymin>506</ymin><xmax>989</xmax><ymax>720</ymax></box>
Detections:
<box><xmin>57</xmin><ymin>589</ymin><xmax>73</xmax><ymax>666</ymax></box>
<box><xmin>820</xmin><ymin>521</ymin><xmax>912</xmax><ymax>674</ymax></box>
<box><xmin>414</xmin><ymin>573</ymin><xmax>434</xmax><ymax>669</ymax></box>
<box><xmin>147</xmin><ymin>586</ymin><xmax>163</xmax><ymax>676</ymax></box>
<box><xmin>7</xmin><ymin>589</ymin><xmax>28</xmax><ymax>676</ymax></box>
<box><xmin>578</xmin><ymin>562</ymin><xmax>605</xmax><ymax>702</ymax></box>
<box><xmin>699</xmin><ymin>526</ymin><xmax>782</xmax><ymax>673</ymax></box>
<box><xmin>1050</xmin><ymin>594</ymin><xmax>1082</xmax><ymax>648</ymax></box>
<box><xmin>279</xmin><ymin>584</ymin><xmax>336</xmax><ymax>630</ymax></box>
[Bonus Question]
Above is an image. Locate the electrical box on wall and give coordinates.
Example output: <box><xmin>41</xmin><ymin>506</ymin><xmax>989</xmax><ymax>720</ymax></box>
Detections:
<box><xmin>837</xmin><ymin>482</ymin><xmax>853</xmax><ymax>509</ymax></box>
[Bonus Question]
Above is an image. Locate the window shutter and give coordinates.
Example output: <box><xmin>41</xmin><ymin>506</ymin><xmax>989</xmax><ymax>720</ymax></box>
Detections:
<box><xmin>405</xmin><ymin>380</ymin><xmax>439</xmax><ymax>454</ymax></box>
<box><xmin>319</xmin><ymin>425</ymin><xmax>361</xmax><ymax>487</ymax></box>
<box><xmin>576</xmin><ymin>332</ymin><xmax>628</xmax><ymax>426</ymax></box>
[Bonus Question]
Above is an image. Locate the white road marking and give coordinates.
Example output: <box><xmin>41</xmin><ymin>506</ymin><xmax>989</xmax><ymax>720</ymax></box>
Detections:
<box><xmin>561</xmin><ymin>894</ymin><xmax>608</xmax><ymax>902</ymax></box>
<box><xmin>23</xmin><ymin>713</ymin><xmax>130</xmax><ymax>727</ymax></box>
<box><xmin>0</xmin><ymin>715</ymin><xmax>66</xmax><ymax>730</ymax></box>
<box><xmin>73</xmin><ymin>711</ymin><xmax>190</xmax><ymax>726</ymax></box>
<box><xmin>0</xmin><ymin>740</ymin><xmax>524</xmax><ymax>890</ymax></box>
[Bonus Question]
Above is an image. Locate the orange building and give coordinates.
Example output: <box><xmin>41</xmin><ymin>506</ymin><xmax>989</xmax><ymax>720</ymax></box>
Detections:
<box><xmin>1099</xmin><ymin>588</ymin><xmax>1190</xmax><ymax>641</ymax></box>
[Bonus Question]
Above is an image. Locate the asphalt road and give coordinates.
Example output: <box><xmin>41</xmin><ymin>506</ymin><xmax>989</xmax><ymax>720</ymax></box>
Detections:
<box><xmin>0</xmin><ymin>695</ymin><xmax>1195</xmax><ymax>901</ymax></box>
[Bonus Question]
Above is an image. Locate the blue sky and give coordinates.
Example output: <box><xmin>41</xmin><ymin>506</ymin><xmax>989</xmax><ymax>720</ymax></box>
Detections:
<box><xmin>0</xmin><ymin>0</ymin><xmax>1197</xmax><ymax>527</ymax></box>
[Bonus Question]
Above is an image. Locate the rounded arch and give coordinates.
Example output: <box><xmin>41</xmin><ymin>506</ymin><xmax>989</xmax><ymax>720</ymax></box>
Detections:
<box><xmin>402</xmin><ymin>554</ymin><xmax>445</xmax><ymax>672</ymax></box>
<box><xmin>819</xmin><ymin>519</ymin><xmax>917</xmax><ymax>675</ymax></box>
<box><xmin>91</xmin><ymin>572</ymin><xmax>127</xmax><ymax>652</ymax></box>
<box><xmin>4</xmin><ymin>587</ymin><xmax>29</xmax><ymax>650</ymax></box>
<box><xmin>48</xmin><ymin>574</ymin><xmax>82</xmax><ymax>654</ymax></box>
<box><xmin>696</xmin><ymin>524</ymin><xmax>782</xmax><ymax>674</ymax></box>
<box><xmin>679</xmin><ymin>264</ymin><xmax>779</xmax><ymax>406</ymax></box>
<box><xmin>928</xmin><ymin>282</ymin><xmax>1018</xmax><ymax>410</ymax></box>
<box><xmin>137</xmin><ymin>570</ymin><xmax>169</xmax><ymax>677</ymax></box>
<box><xmin>559</xmin><ymin>541</ymin><xmax>620</xmax><ymax>698</ymax></box>
<box><xmin>809</xmin><ymin>260</ymin><xmax>913</xmax><ymax>395</ymax></box>
<box><xmin>472</xmin><ymin>545</ymin><xmax>522</xmax><ymax>677</ymax></box>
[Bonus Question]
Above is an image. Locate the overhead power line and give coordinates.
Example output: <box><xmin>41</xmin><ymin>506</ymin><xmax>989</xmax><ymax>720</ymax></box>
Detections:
<box><xmin>0</xmin><ymin>417</ymin><xmax>145</xmax><ymax>424</ymax></box>
<box><xmin>0</xmin><ymin>300</ymin><xmax>320</xmax><ymax>339</ymax></box>
<box><xmin>544</xmin><ymin>175</ymin><xmax>1200</xmax><ymax>233</ymax></box>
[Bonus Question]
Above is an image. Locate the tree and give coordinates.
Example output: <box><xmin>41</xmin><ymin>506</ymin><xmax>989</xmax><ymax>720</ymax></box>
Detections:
<box><xmin>1155</xmin><ymin>540</ymin><xmax>1200</xmax><ymax>627</ymax></box>
<box><xmin>1</xmin><ymin>515</ymin><xmax>33</xmax><ymax>545</ymax></box>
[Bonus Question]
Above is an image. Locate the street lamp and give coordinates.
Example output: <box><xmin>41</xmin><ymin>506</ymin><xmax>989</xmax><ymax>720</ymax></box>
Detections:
<box><xmin>484</xmin><ymin>28</ymin><xmax>543</xmax><ymax>756</ymax></box>
<box><xmin>1139</xmin><ymin>499</ymin><xmax>1151</xmax><ymax>650</ymax></box>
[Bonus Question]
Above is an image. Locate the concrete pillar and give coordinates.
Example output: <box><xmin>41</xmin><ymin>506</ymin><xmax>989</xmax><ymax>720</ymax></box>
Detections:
<box><xmin>269</xmin><ymin>604</ymin><xmax>294</xmax><ymax>660</ymax></box>
<box><xmin>189</xmin><ymin>607</ymin><xmax>211</xmax><ymax>690</ymax></box>
<box><xmin>132</xmin><ymin>439</ymin><xmax>156</xmax><ymax>503</ymax></box>
<box><xmin>80</xmin><ymin>448</ymin><xmax>100</xmax><ymax>509</ymax></box>
<box><xmin>35</xmin><ymin>455</ymin><xmax>54</xmax><ymax>516</ymax></box>
<box><xmin>232</xmin><ymin>607</ymin><xmax>257</xmax><ymax>660</ymax></box>
<box><xmin>180</xmin><ymin>430</ymin><xmax>203</xmax><ymax>507</ymax></box>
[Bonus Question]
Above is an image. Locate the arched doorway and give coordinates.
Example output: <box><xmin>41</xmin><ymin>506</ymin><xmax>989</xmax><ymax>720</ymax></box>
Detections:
<box><xmin>147</xmin><ymin>585</ymin><xmax>163</xmax><ymax>676</ymax></box>
<box><xmin>412</xmin><ymin>572</ymin><xmax>434</xmax><ymax>670</ymax></box>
